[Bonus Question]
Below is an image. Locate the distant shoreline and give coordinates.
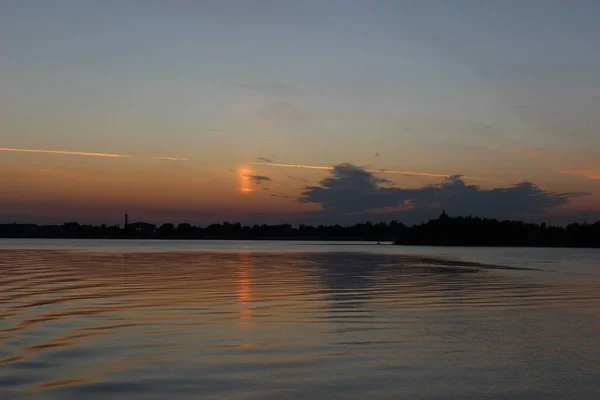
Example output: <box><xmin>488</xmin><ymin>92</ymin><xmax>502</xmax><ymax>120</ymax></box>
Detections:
<box><xmin>1</xmin><ymin>213</ymin><xmax>599</xmax><ymax>248</ymax></box>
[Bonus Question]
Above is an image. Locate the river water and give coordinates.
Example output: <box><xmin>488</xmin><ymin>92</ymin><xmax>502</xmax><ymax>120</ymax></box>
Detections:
<box><xmin>1</xmin><ymin>240</ymin><xmax>599</xmax><ymax>399</ymax></box>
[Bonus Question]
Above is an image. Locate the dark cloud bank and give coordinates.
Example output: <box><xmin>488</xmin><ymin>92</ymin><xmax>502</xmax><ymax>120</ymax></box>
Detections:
<box><xmin>298</xmin><ymin>164</ymin><xmax>589</xmax><ymax>225</ymax></box>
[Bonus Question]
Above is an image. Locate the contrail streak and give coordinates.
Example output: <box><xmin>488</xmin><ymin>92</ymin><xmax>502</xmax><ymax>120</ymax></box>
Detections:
<box><xmin>0</xmin><ymin>147</ymin><xmax>188</xmax><ymax>161</ymax></box>
<box><xmin>250</xmin><ymin>162</ymin><xmax>504</xmax><ymax>183</ymax></box>
<box><xmin>152</xmin><ymin>156</ymin><xmax>190</xmax><ymax>161</ymax></box>
<box><xmin>1</xmin><ymin>147</ymin><xmax>498</xmax><ymax>182</ymax></box>
<box><xmin>0</xmin><ymin>147</ymin><xmax>132</xmax><ymax>158</ymax></box>
<box><xmin>251</xmin><ymin>162</ymin><xmax>333</xmax><ymax>171</ymax></box>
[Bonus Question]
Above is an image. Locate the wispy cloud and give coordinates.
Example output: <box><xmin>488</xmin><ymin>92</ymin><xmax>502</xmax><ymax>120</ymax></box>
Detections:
<box><xmin>245</xmin><ymin>174</ymin><xmax>272</xmax><ymax>184</ymax></box>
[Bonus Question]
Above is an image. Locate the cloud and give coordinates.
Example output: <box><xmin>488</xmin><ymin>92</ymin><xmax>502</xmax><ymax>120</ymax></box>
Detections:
<box><xmin>299</xmin><ymin>164</ymin><xmax>588</xmax><ymax>223</ymax></box>
<box><xmin>299</xmin><ymin>164</ymin><xmax>406</xmax><ymax>214</ymax></box>
<box><xmin>245</xmin><ymin>174</ymin><xmax>272</xmax><ymax>184</ymax></box>
<box><xmin>257</xmin><ymin>157</ymin><xmax>273</xmax><ymax>163</ymax></box>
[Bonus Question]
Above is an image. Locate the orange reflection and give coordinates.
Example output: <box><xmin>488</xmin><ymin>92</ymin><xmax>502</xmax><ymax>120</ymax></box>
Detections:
<box><xmin>236</xmin><ymin>253</ymin><xmax>253</xmax><ymax>322</ymax></box>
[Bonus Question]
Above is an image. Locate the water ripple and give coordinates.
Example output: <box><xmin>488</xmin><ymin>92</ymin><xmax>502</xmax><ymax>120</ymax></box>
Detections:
<box><xmin>0</xmin><ymin>247</ymin><xmax>599</xmax><ymax>399</ymax></box>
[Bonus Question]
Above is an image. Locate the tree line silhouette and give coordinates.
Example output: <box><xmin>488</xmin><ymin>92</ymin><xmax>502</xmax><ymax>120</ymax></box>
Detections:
<box><xmin>0</xmin><ymin>212</ymin><xmax>598</xmax><ymax>247</ymax></box>
<box><xmin>396</xmin><ymin>212</ymin><xmax>600</xmax><ymax>247</ymax></box>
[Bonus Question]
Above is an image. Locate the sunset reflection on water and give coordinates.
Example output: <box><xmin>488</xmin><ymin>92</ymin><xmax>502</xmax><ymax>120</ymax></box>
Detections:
<box><xmin>236</xmin><ymin>253</ymin><xmax>253</xmax><ymax>322</ymax></box>
<box><xmin>0</xmin><ymin>244</ymin><xmax>599</xmax><ymax>399</ymax></box>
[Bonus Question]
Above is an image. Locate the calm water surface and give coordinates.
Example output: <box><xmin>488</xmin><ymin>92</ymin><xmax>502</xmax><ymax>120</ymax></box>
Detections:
<box><xmin>1</xmin><ymin>240</ymin><xmax>599</xmax><ymax>399</ymax></box>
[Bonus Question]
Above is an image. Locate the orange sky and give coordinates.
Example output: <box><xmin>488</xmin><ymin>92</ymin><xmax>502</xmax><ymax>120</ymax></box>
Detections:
<box><xmin>1</xmin><ymin>149</ymin><xmax>598</xmax><ymax>225</ymax></box>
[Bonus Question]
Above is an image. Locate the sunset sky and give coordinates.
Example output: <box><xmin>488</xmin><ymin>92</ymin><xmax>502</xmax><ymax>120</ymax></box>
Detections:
<box><xmin>2</xmin><ymin>1</ymin><xmax>599</xmax><ymax>225</ymax></box>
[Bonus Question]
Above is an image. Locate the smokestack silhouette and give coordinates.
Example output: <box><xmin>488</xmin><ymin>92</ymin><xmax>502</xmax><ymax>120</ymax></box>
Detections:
<box><xmin>125</xmin><ymin>214</ymin><xmax>128</xmax><ymax>229</ymax></box>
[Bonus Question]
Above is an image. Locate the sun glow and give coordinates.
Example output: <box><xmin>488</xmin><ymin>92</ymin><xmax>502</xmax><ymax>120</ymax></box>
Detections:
<box><xmin>238</xmin><ymin>166</ymin><xmax>253</xmax><ymax>193</ymax></box>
